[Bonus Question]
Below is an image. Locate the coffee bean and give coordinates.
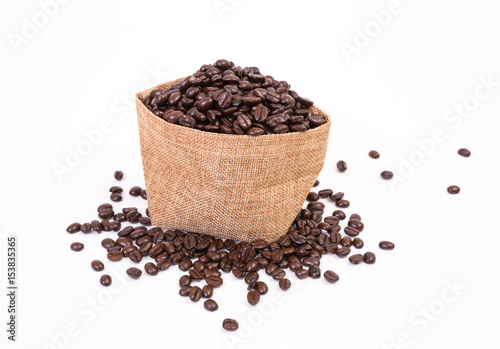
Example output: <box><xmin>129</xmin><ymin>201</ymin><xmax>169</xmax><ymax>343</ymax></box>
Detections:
<box><xmin>126</xmin><ymin>267</ymin><xmax>142</xmax><ymax>279</ymax></box>
<box><xmin>157</xmin><ymin>258</ymin><xmax>172</xmax><ymax>271</ymax></box>
<box><xmin>204</xmin><ymin>299</ymin><xmax>219</xmax><ymax>312</ymax></box>
<box><xmin>309</xmin><ymin>266</ymin><xmax>321</xmax><ymax>279</ymax></box>
<box><xmin>110</xmin><ymin>193</ymin><xmax>122</xmax><ymax>202</ymax></box>
<box><xmin>202</xmin><ymin>285</ymin><xmax>213</xmax><ymax>298</ymax></box>
<box><xmin>80</xmin><ymin>222</ymin><xmax>92</xmax><ymax>233</ymax></box>
<box><xmin>189</xmin><ymin>286</ymin><xmax>202</xmax><ymax>302</ymax></box>
<box><xmin>107</xmin><ymin>250</ymin><xmax>123</xmax><ymax>262</ymax></box>
<box><xmin>324</xmin><ymin>270</ymin><xmax>339</xmax><ymax>284</ymax></box>
<box><xmin>447</xmin><ymin>185</ymin><xmax>460</xmax><ymax>194</ymax></box>
<box><xmin>255</xmin><ymin>281</ymin><xmax>268</xmax><ymax>295</ymax></box>
<box><xmin>140</xmin><ymin>189</ymin><xmax>147</xmax><ymax>200</ymax></box>
<box><xmin>329</xmin><ymin>192</ymin><xmax>344</xmax><ymax>202</ymax></box>
<box><xmin>458</xmin><ymin>148</ymin><xmax>471</xmax><ymax>157</ymax></box>
<box><xmin>129</xmin><ymin>186</ymin><xmax>142</xmax><ymax>196</ymax></box>
<box><xmin>98</xmin><ymin>209</ymin><xmax>114</xmax><ymax>220</ymax></box>
<box><xmin>222</xmin><ymin>318</ymin><xmax>239</xmax><ymax>331</ymax></box>
<box><xmin>380</xmin><ymin>171</ymin><xmax>393</xmax><ymax>180</ymax></box>
<box><xmin>307</xmin><ymin>192</ymin><xmax>320</xmax><ymax>202</ymax></box>
<box><xmin>206</xmin><ymin>275</ymin><xmax>223</xmax><ymax>287</ymax></box>
<box><xmin>332</xmin><ymin>210</ymin><xmax>346</xmax><ymax>220</ymax></box>
<box><xmin>70</xmin><ymin>242</ymin><xmax>84</xmax><ymax>252</ymax></box>
<box><xmin>344</xmin><ymin>226</ymin><xmax>360</xmax><ymax>237</ymax></box>
<box><xmin>363</xmin><ymin>252</ymin><xmax>376</xmax><ymax>264</ymax></box>
<box><xmin>340</xmin><ymin>237</ymin><xmax>352</xmax><ymax>247</ymax></box>
<box><xmin>179</xmin><ymin>275</ymin><xmax>192</xmax><ymax>287</ymax></box>
<box><xmin>348</xmin><ymin>219</ymin><xmax>364</xmax><ymax>232</ymax></box>
<box><xmin>352</xmin><ymin>238</ymin><xmax>364</xmax><ymax>249</ymax></box>
<box><xmin>109</xmin><ymin>186</ymin><xmax>123</xmax><ymax>193</ymax></box>
<box><xmin>179</xmin><ymin>259</ymin><xmax>193</xmax><ymax>272</ymax></box>
<box><xmin>349</xmin><ymin>254</ymin><xmax>364</xmax><ymax>264</ymax></box>
<box><xmin>318</xmin><ymin>189</ymin><xmax>333</xmax><ymax>198</ymax></box>
<box><xmin>100</xmin><ymin>274</ymin><xmax>112</xmax><ymax>286</ymax></box>
<box><xmin>336</xmin><ymin>199</ymin><xmax>350</xmax><ymax>208</ymax></box>
<box><xmin>114</xmin><ymin>171</ymin><xmax>123</xmax><ymax>180</ymax></box>
<box><xmin>313</xmin><ymin>180</ymin><xmax>319</xmax><ymax>187</ymax></box>
<box><xmin>350</xmin><ymin>213</ymin><xmax>362</xmax><ymax>221</ymax></box>
<box><xmin>88</xmin><ymin>259</ymin><xmax>104</xmax><ymax>272</ymax></box>
<box><xmin>336</xmin><ymin>246</ymin><xmax>351</xmax><ymax>258</ymax></box>
<box><xmin>295</xmin><ymin>268</ymin><xmax>309</xmax><ymax>279</ymax></box>
<box><xmin>247</xmin><ymin>290</ymin><xmax>260</xmax><ymax>305</ymax></box>
<box><xmin>379</xmin><ymin>241</ymin><xmax>395</xmax><ymax>250</ymax></box>
<box><xmin>66</xmin><ymin>222</ymin><xmax>81</xmax><ymax>234</ymax></box>
<box><xmin>144</xmin><ymin>262</ymin><xmax>159</xmax><ymax>276</ymax></box>
<box><xmin>369</xmin><ymin>150</ymin><xmax>380</xmax><ymax>159</ymax></box>
<box><xmin>245</xmin><ymin>271</ymin><xmax>259</xmax><ymax>284</ymax></box>
<box><xmin>179</xmin><ymin>286</ymin><xmax>192</xmax><ymax>297</ymax></box>
<box><xmin>278</xmin><ymin>278</ymin><xmax>291</xmax><ymax>291</ymax></box>
<box><xmin>337</xmin><ymin>160</ymin><xmax>347</xmax><ymax>172</ymax></box>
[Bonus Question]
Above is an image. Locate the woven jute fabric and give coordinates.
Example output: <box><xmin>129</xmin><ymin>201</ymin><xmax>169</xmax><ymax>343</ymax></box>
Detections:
<box><xmin>136</xmin><ymin>78</ymin><xmax>331</xmax><ymax>242</ymax></box>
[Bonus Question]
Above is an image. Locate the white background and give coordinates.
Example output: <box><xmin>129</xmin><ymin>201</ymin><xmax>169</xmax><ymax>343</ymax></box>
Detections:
<box><xmin>1</xmin><ymin>0</ymin><xmax>500</xmax><ymax>348</ymax></box>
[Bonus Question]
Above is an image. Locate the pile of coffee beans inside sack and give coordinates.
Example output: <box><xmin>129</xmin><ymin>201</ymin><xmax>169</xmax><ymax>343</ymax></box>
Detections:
<box><xmin>67</xmin><ymin>171</ymin><xmax>395</xmax><ymax>331</ymax></box>
<box><xmin>143</xmin><ymin>59</ymin><xmax>327</xmax><ymax>135</ymax></box>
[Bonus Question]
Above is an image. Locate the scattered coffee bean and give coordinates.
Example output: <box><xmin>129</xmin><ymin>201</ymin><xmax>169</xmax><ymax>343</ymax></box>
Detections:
<box><xmin>336</xmin><ymin>199</ymin><xmax>350</xmax><ymax>208</ymax></box>
<box><xmin>329</xmin><ymin>192</ymin><xmax>344</xmax><ymax>202</ymax></box>
<box><xmin>204</xmin><ymin>299</ymin><xmax>219</xmax><ymax>312</ymax></box>
<box><xmin>109</xmin><ymin>186</ymin><xmax>123</xmax><ymax>193</ymax></box>
<box><xmin>247</xmin><ymin>290</ymin><xmax>260</xmax><ymax>305</ymax></box>
<box><xmin>349</xmin><ymin>254</ymin><xmax>364</xmax><ymax>264</ymax></box>
<box><xmin>279</xmin><ymin>278</ymin><xmax>291</xmax><ymax>291</ymax></box>
<box><xmin>70</xmin><ymin>242</ymin><xmax>84</xmax><ymax>252</ymax></box>
<box><xmin>379</xmin><ymin>241</ymin><xmax>395</xmax><ymax>250</ymax></box>
<box><xmin>126</xmin><ymin>267</ymin><xmax>142</xmax><ymax>279</ymax></box>
<box><xmin>313</xmin><ymin>180</ymin><xmax>319</xmax><ymax>187</ymax></box>
<box><xmin>337</xmin><ymin>160</ymin><xmax>347</xmax><ymax>172</ymax></box>
<box><xmin>458</xmin><ymin>148</ymin><xmax>471</xmax><ymax>157</ymax></box>
<box><xmin>447</xmin><ymin>185</ymin><xmax>460</xmax><ymax>194</ymax></box>
<box><xmin>352</xmin><ymin>238</ymin><xmax>364</xmax><ymax>249</ymax></box>
<box><xmin>110</xmin><ymin>193</ymin><xmax>122</xmax><ymax>202</ymax></box>
<box><xmin>179</xmin><ymin>286</ymin><xmax>191</xmax><ymax>297</ymax></box>
<box><xmin>255</xmin><ymin>281</ymin><xmax>268</xmax><ymax>295</ymax></box>
<box><xmin>369</xmin><ymin>150</ymin><xmax>380</xmax><ymax>159</ymax></box>
<box><xmin>202</xmin><ymin>285</ymin><xmax>213</xmax><ymax>298</ymax></box>
<box><xmin>380</xmin><ymin>171</ymin><xmax>393</xmax><ymax>180</ymax></box>
<box><xmin>222</xmin><ymin>318</ymin><xmax>239</xmax><ymax>331</ymax></box>
<box><xmin>332</xmin><ymin>210</ymin><xmax>346</xmax><ymax>220</ymax></box>
<box><xmin>324</xmin><ymin>270</ymin><xmax>339</xmax><ymax>284</ymax></box>
<box><xmin>100</xmin><ymin>274</ymin><xmax>112</xmax><ymax>286</ymax></box>
<box><xmin>318</xmin><ymin>189</ymin><xmax>333</xmax><ymax>198</ymax></box>
<box><xmin>91</xmin><ymin>260</ymin><xmax>104</xmax><ymax>272</ymax></box>
<box><xmin>309</xmin><ymin>266</ymin><xmax>321</xmax><ymax>279</ymax></box>
<box><xmin>114</xmin><ymin>171</ymin><xmax>123</xmax><ymax>180</ymax></box>
<box><xmin>363</xmin><ymin>252</ymin><xmax>376</xmax><ymax>264</ymax></box>
<box><xmin>129</xmin><ymin>186</ymin><xmax>142</xmax><ymax>196</ymax></box>
<box><xmin>66</xmin><ymin>223</ymin><xmax>81</xmax><ymax>234</ymax></box>
<box><xmin>306</xmin><ymin>192</ymin><xmax>320</xmax><ymax>202</ymax></box>
<box><xmin>189</xmin><ymin>286</ymin><xmax>202</xmax><ymax>302</ymax></box>
<box><xmin>140</xmin><ymin>189</ymin><xmax>147</xmax><ymax>200</ymax></box>
<box><xmin>145</xmin><ymin>262</ymin><xmax>159</xmax><ymax>276</ymax></box>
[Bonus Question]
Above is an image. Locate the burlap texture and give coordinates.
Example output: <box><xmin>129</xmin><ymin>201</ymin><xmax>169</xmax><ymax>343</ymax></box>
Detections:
<box><xmin>136</xmin><ymin>78</ymin><xmax>331</xmax><ymax>242</ymax></box>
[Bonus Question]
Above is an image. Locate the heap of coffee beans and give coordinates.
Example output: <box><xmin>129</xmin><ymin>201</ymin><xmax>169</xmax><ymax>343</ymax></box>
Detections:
<box><xmin>143</xmin><ymin>59</ymin><xmax>327</xmax><ymax>135</ymax></box>
<box><xmin>67</xmin><ymin>171</ymin><xmax>395</xmax><ymax>331</ymax></box>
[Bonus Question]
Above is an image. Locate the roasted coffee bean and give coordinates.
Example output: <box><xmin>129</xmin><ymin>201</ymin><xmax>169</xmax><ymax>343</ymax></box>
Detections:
<box><xmin>91</xmin><ymin>220</ymin><xmax>102</xmax><ymax>233</ymax></box>
<box><xmin>309</xmin><ymin>266</ymin><xmax>321</xmax><ymax>279</ymax></box>
<box><xmin>80</xmin><ymin>222</ymin><xmax>92</xmax><ymax>233</ymax></box>
<box><xmin>329</xmin><ymin>192</ymin><xmax>344</xmax><ymax>202</ymax></box>
<box><xmin>245</xmin><ymin>271</ymin><xmax>259</xmax><ymax>284</ymax></box>
<box><xmin>91</xmin><ymin>260</ymin><xmax>104</xmax><ymax>272</ymax></box>
<box><xmin>278</xmin><ymin>278</ymin><xmax>291</xmax><ymax>291</ymax></box>
<box><xmin>107</xmin><ymin>250</ymin><xmax>123</xmax><ymax>262</ymax></box>
<box><xmin>101</xmin><ymin>238</ymin><xmax>116</xmax><ymax>249</ymax></box>
<box><xmin>306</xmin><ymin>191</ymin><xmax>320</xmax><ymax>202</ymax></box>
<box><xmin>222</xmin><ymin>318</ymin><xmax>239</xmax><ymax>331</ymax></box>
<box><xmin>70</xmin><ymin>242</ymin><xmax>84</xmax><ymax>252</ymax></box>
<box><xmin>66</xmin><ymin>222</ymin><xmax>81</xmax><ymax>234</ymax></box>
<box><xmin>352</xmin><ymin>238</ymin><xmax>364</xmax><ymax>249</ymax></box>
<box><xmin>313</xmin><ymin>179</ymin><xmax>320</xmax><ymax>187</ymax></box>
<box><xmin>129</xmin><ymin>186</ymin><xmax>142</xmax><ymax>196</ymax></box>
<box><xmin>369</xmin><ymin>150</ymin><xmax>380</xmax><ymax>159</ymax></box>
<box><xmin>109</xmin><ymin>221</ymin><xmax>121</xmax><ymax>231</ymax></box>
<box><xmin>344</xmin><ymin>227</ymin><xmax>360</xmax><ymax>237</ymax></box>
<box><xmin>232</xmin><ymin>268</ymin><xmax>246</xmax><ymax>279</ymax></box>
<box><xmin>100</xmin><ymin>274</ymin><xmax>112</xmax><ymax>286</ymax></box>
<box><xmin>123</xmin><ymin>245</ymin><xmax>138</xmax><ymax>257</ymax></box>
<box><xmin>189</xmin><ymin>286</ymin><xmax>202</xmax><ymax>302</ymax></box>
<box><xmin>114</xmin><ymin>171</ymin><xmax>123</xmax><ymax>180</ymax></box>
<box><xmin>126</xmin><ymin>267</ymin><xmax>142</xmax><ymax>279</ymax></box>
<box><xmin>204</xmin><ymin>299</ymin><xmax>218</xmax><ymax>312</ymax></box>
<box><xmin>202</xmin><ymin>285</ymin><xmax>213</xmax><ymax>298</ymax></box>
<box><xmin>255</xmin><ymin>281</ymin><xmax>268</xmax><ymax>295</ymax></box>
<box><xmin>336</xmin><ymin>199</ymin><xmax>350</xmax><ymax>208</ymax></box>
<box><xmin>179</xmin><ymin>275</ymin><xmax>192</xmax><ymax>287</ymax></box>
<box><xmin>324</xmin><ymin>270</ymin><xmax>339</xmax><ymax>284</ymax></box>
<box><xmin>271</xmin><ymin>268</ymin><xmax>286</xmax><ymax>280</ymax></box>
<box><xmin>179</xmin><ymin>259</ymin><xmax>193</xmax><ymax>271</ymax></box>
<box><xmin>340</xmin><ymin>237</ymin><xmax>352</xmax><ymax>247</ymax></box>
<box><xmin>295</xmin><ymin>268</ymin><xmax>309</xmax><ymax>279</ymax></box>
<box><xmin>157</xmin><ymin>258</ymin><xmax>172</xmax><ymax>271</ymax></box>
<box><xmin>458</xmin><ymin>148</ymin><xmax>471</xmax><ymax>157</ymax></box>
<box><xmin>245</xmin><ymin>260</ymin><xmax>259</xmax><ymax>272</ymax></box>
<box><xmin>447</xmin><ymin>185</ymin><xmax>460</xmax><ymax>194</ymax></box>
<box><xmin>247</xmin><ymin>290</ymin><xmax>260</xmax><ymax>305</ymax></box>
<box><xmin>350</xmin><ymin>213</ymin><xmax>362</xmax><ymax>221</ymax></box>
<box><xmin>332</xmin><ymin>210</ymin><xmax>346</xmax><ymax>220</ymax></box>
<box><xmin>303</xmin><ymin>257</ymin><xmax>320</xmax><ymax>267</ymax></box>
<box><xmin>117</xmin><ymin>226</ymin><xmax>134</xmax><ymax>237</ymax></box>
<box><xmin>380</xmin><ymin>171</ymin><xmax>394</xmax><ymax>180</ymax></box>
<box><xmin>145</xmin><ymin>262</ymin><xmax>159</xmax><ymax>276</ymax></box>
<box><xmin>139</xmin><ymin>217</ymin><xmax>151</xmax><ymax>226</ymax></box>
<box><xmin>349</xmin><ymin>254</ymin><xmax>364</xmax><ymax>265</ymax></box>
<box><xmin>128</xmin><ymin>250</ymin><xmax>143</xmax><ymax>263</ymax></box>
<box><xmin>110</xmin><ymin>193</ymin><xmax>122</xmax><ymax>202</ymax></box>
<box><xmin>307</xmin><ymin>202</ymin><xmax>325</xmax><ymax>211</ymax></box>
<box><xmin>206</xmin><ymin>275</ymin><xmax>223</xmax><ymax>287</ymax></box>
<box><xmin>140</xmin><ymin>189</ymin><xmax>147</xmax><ymax>200</ymax></box>
<box><xmin>318</xmin><ymin>189</ymin><xmax>333</xmax><ymax>198</ymax></box>
<box><xmin>364</xmin><ymin>252</ymin><xmax>376</xmax><ymax>264</ymax></box>
<box><xmin>348</xmin><ymin>220</ymin><xmax>364</xmax><ymax>232</ymax></box>
<box><xmin>336</xmin><ymin>246</ymin><xmax>351</xmax><ymax>258</ymax></box>
<box><xmin>98</xmin><ymin>209</ymin><xmax>114</xmax><ymax>220</ymax></box>
<box><xmin>179</xmin><ymin>286</ymin><xmax>192</xmax><ymax>297</ymax></box>
<box><xmin>189</xmin><ymin>268</ymin><xmax>204</xmax><ymax>281</ymax></box>
<box><xmin>379</xmin><ymin>241</ymin><xmax>395</xmax><ymax>250</ymax></box>
<box><xmin>109</xmin><ymin>186</ymin><xmax>123</xmax><ymax>193</ymax></box>
<box><xmin>337</xmin><ymin>160</ymin><xmax>347</xmax><ymax>172</ymax></box>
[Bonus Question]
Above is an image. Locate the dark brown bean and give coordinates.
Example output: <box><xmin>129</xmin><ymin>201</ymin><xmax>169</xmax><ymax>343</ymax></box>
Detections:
<box><xmin>70</xmin><ymin>242</ymin><xmax>84</xmax><ymax>252</ymax></box>
<box><xmin>337</xmin><ymin>160</ymin><xmax>347</xmax><ymax>172</ymax></box>
<box><xmin>348</xmin><ymin>254</ymin><xmax>364</xmax><ymax>265</ymax></box>
<box><xmin>447</xmin><ymin>185</ymin><xmax>460</xmax><ymax>194</ymax></box>
<box><xmin>126</xmin><ymin>267</ymin><xmax>142</xmax><ymax>279</ymax></box>
<box><xmin>91</xmin><ymin>260</ymin><xmax>104</xmax><ymax>271</ymax></box>
<box><xmin>247</xmin><ymin>290</ymin><xmax>260</xmax><ymax>305</ymax></box>
<box><xmin>66</xmin><ymin>223</ymin><xmax>81</xmax><ymax>234</ymax></box>
<box><xmin>145</xmin><ymin>262</ymin><xmax>159</xmax><ymax>276</ymax></box>
<box><xmin>189</xmin><ymin>286</ymin><xmax>202</xmax><ymax>302</ymax></box>
<box><xmin>379</xmin><ymin>241</ymin><xmax>395</xmax><ymax>250</ymax></box>
<box><xmin>458</xmin><ymin>148</ymin><xmax>471</xmax><ymax>157</ymax></box>
<box><xmin>100</xmin><ymin>274</ymin><xmax>112</xmax><ymax>286</ymax></box>
<box><xmin>204</xmin><ymin>299</ymin><xmax>218</xmax><ymax>312</ymax></box>
<box><xmin>279</xmin><ymin>278</ymin><xmax>291</xmax><ymax>291</ymax></box>
<box><xmin>352</xmin><ymin>238</ymin><xmax>364</xmax><ymax>249</ymax></box>
<box><xmin>369</xmin><ymin>150</ymin><xmax>380</xmax><ymax>159</ymax></box>
<box><xmin>114</xmin><ymin>171</ymin><xmax>123</xmax><ymax>180</ymax></box>
<box><xmin>324</xmin><ymin>270</ymin><xmax>339</xmax><ymax>284</ymax></box>
<box><xmin>222</xmin><ymin>318</ymin><xmax>239</xmax><ymax>331</ymax></box>
<box><xmin>380</xmin><ymin>171</ymin><xmax>394</xmax><ymax>180</ymax></box>
<box><xmin>364</xmin><ymin>252</ymin><xmax>376</xmax><ymax>264</ymax></box>
<box><xmin>129</xmin><ymin>186</ymin><xmax>142</xmax><ymax>196</ymax></box>
<box><xmin>202</xmin><ymin>285</ymin><xmax>213</xmax><ymax>298</ymax></box>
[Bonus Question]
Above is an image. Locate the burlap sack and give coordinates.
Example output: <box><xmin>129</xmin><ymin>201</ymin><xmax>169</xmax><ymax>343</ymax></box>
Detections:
<box><xmin>136</xmin><ymin>78</ymin><xmax>331</xmax><ymax>242</ymax></box>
